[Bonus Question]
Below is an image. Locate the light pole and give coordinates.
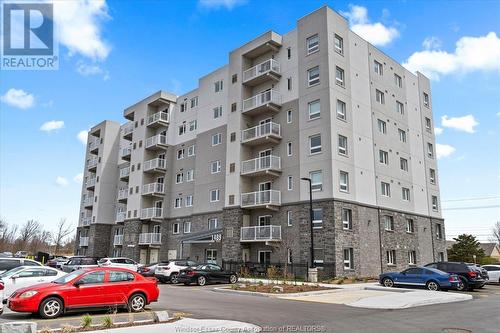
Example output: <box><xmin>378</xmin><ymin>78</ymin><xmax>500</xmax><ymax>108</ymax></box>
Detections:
<box><xmin>301</xmin><ymin>177</ymin><xmax>315</xmax><ymax>269</ymax></box>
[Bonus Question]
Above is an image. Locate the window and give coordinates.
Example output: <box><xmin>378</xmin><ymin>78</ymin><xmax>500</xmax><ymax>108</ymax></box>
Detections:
<box><xmin>212</xmin><ymin>133</ymin><xmax>222</xmax><ymax>146</ymax></box>
<box><xmin>229</xmin><ymin>163</ymin><xmax>235</xmax><ymax>173</ymax></box>
<box><xmin>427</xmin><ymin>143</ymin><xmax>434</xmax><ymax>158</ymax></box>
<box><xmin>336</xmin><ymin>99</ymin><xmax>346</xmax><ymax>120</ymax></box>
<box><xmin>287</xmin><ymin>211</ymin><xmax>293</xmax><ymax>226</ymax></box>
<box><xmin>213</xmin><ymin>106</ymin><xmax>223</xmax><ymax>119</ymax></box>
<box><xmin>79</xmin><ymin>271</ymin><xmax>105</xmax><ymax>285</ymax></box>
<box><xmin>342</xmin><ymin>208</ymin><xmax>352</xmax><ymax>230</ymax></box>
<box><xmin>214</xmin><ymin>80</ymin><xmax>223</xmax><ymax>92</ymax></box>
<box><xmin>343</xmin><ymin>248</ymin><xmax>353</xmax><ymax>269</ymax></box>
<box><xmin>287</xmin><ymin>77</ymin><xmax>292</xmax><ymax>90</ymax></box>
<box><xmin>374</xmin><ymin>60</ymin><xmax>383</xmax><ymax>75</ymax></box>
<box><xmin>402</xmin><ymin>187</ymin><xmax>411</xmax><ymax>201</ymax></box>
<box><xmin>188</xmin><ymin>145</ymin><xmax>196</xmax><ymax>157</ymax></box>
<box><xmin>432</xmin><ymin>196</ymin><xmax>439</xmax><ymax>211</ymax></box>
<box><xmin>314</xmin><ymin>248</ymin><xmax>324</xmax><ymax>264</ymax></box>
<box><xmin>287</xmin><ymin>142</ymin><xmax>292</xmax><ymax>156</ymax></box>
<box><xmin>182</xmin><ymin>221</ymin><xmax>191</xmax><ymax>233</ymax></box>
<box><xmin>375</xmin><ymin>89</ymin><xmax>385</xmax><ymax>104</ymax></box>
<box><xmin>230</xmin><ymin>132</ymin><xmax>236</xmax><ymax>142</ymax></box>
<box><xmin>312</xmin><ymin>208</ymin><xmax>323</xmax><ymax>229</ymax></box>
<box><xmin>339</xmin><ymin>171</ymin><xmax>349</xmax><ymax>192</ymax></box>
<box><xmin>408</xmin><ymin>251</ymin><xmax>416</xmax><ymax>265</ymax></box>
<box><xmin>308</xmin><ymin>100</ymin><xmax>320</xmax><ymax>120</ymax></box>
<box><xmin>423</xmin><ymin>92</ymin><xmax>429</xmax><ymax>107</ymax></box>
<box><xmin>381</xmin><ymin>182</ymin><xmax>391</xmax><ymax>197</ymax></box>
<box><xmin>429</xmin><ymin>168</ymin><xmax>436</xmax><ymax>184</ymax></box>
<box><xmin>377</xmin><ymin>119</ymin><xmax>387</xmax><ymax>134</ymax></box>
<box><xmin>307</xmin><ymin>66</ymin><xmax>320</xmax><ymax>86</ymax></box>
<box><xmin>379</xmin><ymin>150</ymin><xmax>389</xmax><ymax>165</ymax></box>
<box><xmin>178</xmin><ymin>122</ymin><xmax>186</xmax><ymax>135</ymax></box>
<box><xmin>306</xmin><ymin>34</ymin><xmax>319</xmax><ymax>54</ymax></box>
<box><xmin>438</xmin><ymin>252</ymin><xmax>445</xmax><ymax>262</ymax></box>
<box><xmin>396</xmin><ymin>101</ymin><xmax>404</xmax><ymax>115</ymax></box>
<box><xmin>287</xmin><ymin>47</ymin><xmax>291</xmax><ymax>59</ymax></box>
<box><xmin>186</xmin><ymin>169</ymin><xmax>194</xmax><ymax>182</ymax></box>
<box><xmin>208</xmin><ymin>218</ymin><xmax>219</xmax><ymax>230</ymax></box>
<box><xmin>177</xmin><ymin>149</ymin><xmax>185</xmax><ymax>160</ymax></box>
<box><xmin>394</xmin><ymin>74</ymin><xmax>402</xmax><ymax>88</ymax></box>
<box><xmin>400</xmin><ymin>157</ymin><xmax>408</xmax><ymax>171</ymax></box>
<box><xmin>309</xmin><ymin>134</ymin><xmax>322</xmax><ymax>154</ymax></box>
<box><xmin>190</xmin><ymin>96</ymin><xmax>198</xmax><ymax>108</ymax></box>
<box><xmin>186</xmin><ymin>195</ymin><xmax>193</xmax><ymax>207</ymax></box>
<box><xmin>180</xmin><ymin>101</ymin><xmax>187</xmax><ymax>112</ymax></box>
<box><xmin>176</xmin><ymin>172</ymin><xmax>184</xmax><ymax>184</ymax></box>
<box><xmin>406</xmin><ymin>219</ymin><xmax>414</xmax><ymax>233</ymax></box>
<box><xmin>310</xmin><ymin>170</ymin><xmax>323</xmax><ymax>191</ymax></box>
<box><xmin>173</xmin><ymin>223</ymin><xmax>179</xmax><ymax>234</ymax></box>
<box><xmin>231</xmin><ymin>103</ymin><xmax>237</xmax><ymax>112</ymax></box>
<box><xmin>232</xmin><ymin>74</ymin><xmax>237</xmax><ymax>83</ymax></box>
<box><xmin>384</xmin><ymin>216</ymin><xmax>394</xmax><ymax>231</ymax></box>
<box><xmin>210</xmin><ymin>160</ymin><xmax>221</xmax><ymax>174</ymax></box>
<box><xmin>386</xmin><ymin>250</ymin><xmax>396</xmax><ymax>265</ymax></box>
<box><xmin>425</xmin><ymin>117</ymin><xmax>432</xmax><ymax>130</ymax></box>
<box><xmin>335</xmin><ymin>66</ymin><xmax>345</xmax><ymax>86</ymax></box>
<box><xmin>287</xmin><ymin>110</ymin><xmax>293</xmax><ymax>123</ymax></box>
<box><xmin>210</xmin><ymin>189</ymin><xmax>220</xmax><ymax>202</ymax></box>
<box><xmin>436</xmin><ymin>224</ymin><xmax>443</xmax><ymax>239</ymax></box>
<box><xmin>338</xmin><ymin>135</ymin><xmax>348</xmax><ymax>156</ymax></box>
<box><xmin>174</xmin><ymin>198</ymin><xmax>182</xmax><ymax>208</ymax></box>
<box><xmin>189</xmin><ymin>120</ymin><xmax>197</xmax><ymax>131</ymax></box>
<box><xmin>334</xmin><ymin>34</ymin><xmax>343</xmax><ymax>54</ymax></box>
<box><xmin>287</xmin><ymin>176</ymin><xmax>293</xmax><ymax>190</ymax></box>
<box><xmin>287</xmin><ymin>249</ymin><xmax>293</xmax><ymax>264</ymax></box>
<box><xmin>398</xmin><ymin>129</ymin><xmax>407</xmax><ymax>142</ymax></box>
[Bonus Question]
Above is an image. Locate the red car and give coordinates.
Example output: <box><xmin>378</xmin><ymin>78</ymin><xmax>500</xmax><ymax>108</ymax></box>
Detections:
<box><xmin>7</xmin><ymin>267</ymin><xmax>159</xmax><ymax>318</ymax></box>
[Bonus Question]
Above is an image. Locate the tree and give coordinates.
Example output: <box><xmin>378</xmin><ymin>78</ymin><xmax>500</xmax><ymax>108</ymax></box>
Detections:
<box><xmin>52</xmin><ymin>219</ymin><xmax>73</xmax><ymax>255</ymax></box>
<box><xmin>447</xmin><ymin>234</ymin><xmax>485</xmax><ymax>263</ymax></box>
<box><xmin>18</xmin><ymin>220</ymin><xmax>41</xmax><ymax>243</ymax></box>
<box><xmin>492</xmin><ymin>221</ymin><xmax>500</xmax><ymax>245</ymax></box>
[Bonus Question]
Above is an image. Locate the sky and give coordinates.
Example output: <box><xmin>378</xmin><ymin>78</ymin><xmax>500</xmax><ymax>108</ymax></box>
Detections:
<box><xmin>0</xmin><ymin>0</ymin><xmax>499</xmax><ymax>241</ymax></box>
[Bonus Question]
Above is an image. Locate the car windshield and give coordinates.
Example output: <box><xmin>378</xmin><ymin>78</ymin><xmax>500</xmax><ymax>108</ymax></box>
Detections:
<box><xmin>52</xmin><ymin>270</ymin><xmax>84</xmax><ymax>284</ymax></box>
<box><xmin>98</xmin><ymin>259</ymin><xmax>108</xmax><ymax>264</ymax></box>
<box><xmin>0</xmin><ymin>266</ymin><xmax>25</xmax><ymax>278</ymax></box>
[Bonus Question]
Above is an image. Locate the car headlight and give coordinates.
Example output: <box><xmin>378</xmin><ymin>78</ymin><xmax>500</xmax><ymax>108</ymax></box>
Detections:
<box><xmin>19</xmin><ymin>291</ymin><xmax>38</xmax><ymax>299</ymax></box>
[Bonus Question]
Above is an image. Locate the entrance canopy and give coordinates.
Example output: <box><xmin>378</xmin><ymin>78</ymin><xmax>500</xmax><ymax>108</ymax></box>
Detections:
<box><xmin>180</xmin><ymin>228</ymin><xmax>223</xmax><ymax>244</ymax></box>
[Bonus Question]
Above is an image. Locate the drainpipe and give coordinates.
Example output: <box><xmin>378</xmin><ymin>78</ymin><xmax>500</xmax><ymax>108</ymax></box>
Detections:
<box><xmin>377</xmin><ymin>208</ymin><xmax>384</xmax><ymax>274</ymax></box>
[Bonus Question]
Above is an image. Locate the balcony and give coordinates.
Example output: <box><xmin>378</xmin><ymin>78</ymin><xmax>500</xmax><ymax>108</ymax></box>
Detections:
<box><xmin>81</xmin><ymin>217</ymin><xmax>91</xmax><ymax>227</ymax></box>
<box><xmin>147</xmin><ymin>111</ymin><xmax>169</xmax><ymax>128</ymax></box>
<box><xmin>138</xmin><ymin>233</ymin><xmax>161</xmax><ymax>246</ymax></box>
<box><xmin>88</xmin><ymin>139</ymin><xmax>99</xmax><ymax>153</ymax></box>
<box><xmin>145</xmin><ymin>135</ymin><xmax>168</xmax><ymax>150</ymax></box>
<box><xmin>79</xmin><ymin>237</ymin><xmax>89</xmax><ymax>247</ymax></box>
<box><xmin>241</xmin><ymin>155</ymin><xmax>281</xmax><ymax>177</ymax></box>
<box><xmin>86</xmin><ymin>177</ymin><xmax>96</xmax><ymax>189</ymax></box>
<box><xmin>240</xmin><ymin>225</ymin><xmax>282</xmax><ymax>242</ymax></box>
<box><xmin>241</xmin><ymin>31</ymin><xmax>282</xmax><ymax>59</ymax></box>
<box><xmin>116</xmin><ymin>211</ymin><xmax>126</xmax><ymax>223</ymax></box>
<box><xmin>241</xmin><ymin>190</ymin><xmax>281</xmax><ymax>210</ymax></box>
<box><xmin>117</xmin><ymin>189</ymin><xmax>128</xmax><ymax>202</ymax></box>
<box><xmin>87</xmin><ymin>156</ymin><xmax>98</xmax><ymax>170</ymax></box>
<box><xmin>82</xmin><ymin>196</ymin><xmax>93</xmax><ymax>208</ymax></box>
<box><xmin>141</xmin><ymin>207</ymin><xmax>163</xmax><ymax>220</ymax></box>
<box><xmin>142</xmin><ymin>182</ymin><xmax>165</xmax><ymax>196</ymax></box>
<box><xmin>121</xmin><ymin>146</ymin><xmax>132</xmax><ymax>161</ymax></box>
<box><xmin>241</xmin><ymin>122</ymin><xmax>281</xmax><ymax>146</ymax></box>
<box><xmin>243</xmin><ymin>59</ymin><xmax>281</xmax><ymax>87</ymax></box>
<box><xmin>123</xmin><ymin>123</ymin><xmax>133</xmax><ymax>140</ymax></box>
<box><xmin>242</xmin><ymin>90</ymin><xmax>282</xmax><ymax>116</ymax></box>
<box><xmin>113</xmin><ymin>234</ymin><xmax>123</xmax><ymax>246</ymax></box>
<box><xmin>143</xmin><ymin>158</ymin><xmax>166</xmax><ymax>173</ymax></box>
<box><xmin>119</xmin><ymin>166</ymin><xmax>130</xmax><ymax>180</ymax></box>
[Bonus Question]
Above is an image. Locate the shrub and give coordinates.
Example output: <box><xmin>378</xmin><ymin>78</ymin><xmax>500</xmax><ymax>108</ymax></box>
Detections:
<box><xmin>101</xmin><ymin>315</ymin><xmax>113</xmax><ymax>328</ymax></box>
<box><xmin>81</xmin><ymin>314</ymin><xmax>92</xmax><ymax>329</ymax></box>
<box><xmin>61</xmin><ymin>324</ymin><xmax>74</xmax><ymax>333</ymax></box>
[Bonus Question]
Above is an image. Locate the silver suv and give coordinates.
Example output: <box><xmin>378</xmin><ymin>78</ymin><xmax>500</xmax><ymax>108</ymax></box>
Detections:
<box><xmin>155</xmin><ymin>260</ymin><xmax>198</xmax><ymax>283</ymax></box>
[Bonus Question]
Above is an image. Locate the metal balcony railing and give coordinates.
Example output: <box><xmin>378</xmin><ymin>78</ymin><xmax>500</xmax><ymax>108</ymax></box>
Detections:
<box><xmin>241</xmin><ymin>155</ymin><xmax>281</xmax><ymax>175</ymax></box>
<box><xmin>121</xmin><ymin>146</ymin><xmax>132</xmax><ymax>158</ymax></box>
<box><xmin>87</xmin><ymin>156</ymin><xmax>98</xmax><ymax>169</ymax></box>
<box><xmin>88</xmin><ymin>139</ymin><xmax>99</xmax><ymax>152</ymax></box>
<box><xmin>79</xmin><ymin>237</ymin><xmax>89</xmax><ymax>247</ymax></box>
<box><xmin>86</xmin><ymin>177</ymin><xmax>97</xmax><ymax>188</ymax></box>
<box><xmin>113</xmin><ymin>234</ymin><xmax>124</xmax><ymax>246</ymax></box>
<box><xmin>145</xmin><ymin>134</ymin><xmax>168</xmax><ymax>149</ymax></box>
<box><xmin>147</xmin><ymin>111</ymin><xmax>169</xmax><ymax>127</ymax></box>
<box><xmin>240</xmin><ymin>225</ymin><xmax>282</xmax><ymax>242</ymax></box>
<box><xmin>119</xmin><ymin>167</ymin><xmax>130</xmax><ymax>179</ymax></box>
<box><xmin>117</xmin><ymin>189</ymin><xmax>128</xmax><ymax>201</ymax></box>
<box><xmin>142</xmin><ymin>182</ymin><xmax>165</xmax><ymax>195</ymax></box>
<box><xmin>139</xmin><ymin>233</ymin><xmax>161</xmax><ymax>245</ymax></box>
<box><xmin>81</xmin><ymin>217</ymin><xmax>91</xmax><ymax>226</ymax></box>
<box><xmin>116</xmin><ymin>211</ymin><xmax>126</xmax><ymax>222</ymax></box>
<box><xmin>123</xmin><ymin>123</ymin><xmax>133</xmax><ymax>138</ymax></box>
<box><xmin>141</xmin><ymin>207</ymin><xmax>163</xmax><ymax>220</ymax></box>
<box><xmin>144</xmin><ymin>158</ymin><xmax>166</xmax><ymax>172</ymax></box>
<box><xmin>82</xmin><ymin>197</ymin><xmax>93</xmax><ymax>207</ymax></box>
<box><xmin>243</xmin><ymin>59</ymin><xmax>280</xmax><ymax>83</ymax></box>
<box><xmin>242</xmin><ymin>90</ymin><xmax>282</xmax><ymax>114</ymax></box>
<box><xmin>241</xmin><ymin>190</ymin><xmax>281</xmax><ymax>208</ymax></box>
<box><xmin>241</xmin><ymin>122</ymin><xmax>281</xmax><ymax>143</ymax></box>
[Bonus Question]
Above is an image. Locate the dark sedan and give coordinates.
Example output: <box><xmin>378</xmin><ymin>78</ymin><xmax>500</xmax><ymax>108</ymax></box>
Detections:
<box><xmin>177</xmin><ymin>264</ymin><xmax>238</xmax><ymax>286</ymax></box>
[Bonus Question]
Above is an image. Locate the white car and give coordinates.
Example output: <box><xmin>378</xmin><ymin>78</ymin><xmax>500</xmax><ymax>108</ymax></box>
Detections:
<box><xmin>155</xmin><ymin>259</ymin><xmax>198</xmax><ymax>284</ymax></box>
<box><xmin>98</xmin><ymin>257</ymin><xmax>141</xmax><ymax>271</ymax></box>
<box><xmin>0</xmin><ymin>266</ymin><xmax>66</xmax><ymax>314</ymax></box>
<box><xmin>482</xmin><ymin>265</ymin><xmax>500</xmax><ymax>284</ymax></box>
<box><xmin>0</xmin><ymin>258</ymin><xmax>42</xmax><ymax>274</ymax></box>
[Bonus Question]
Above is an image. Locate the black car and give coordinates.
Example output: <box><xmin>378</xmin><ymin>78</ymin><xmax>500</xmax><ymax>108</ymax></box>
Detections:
<box><xmin>425</xmin><ymin>262</ymin><xmax>486</xmax><ymax>291</ymax></box>
<box><xmin>466</xmin><ymin>263</ymin><xmax>489</xmax><ymax>285</ymax></box>
<box><xmin>177</xmin><ymin>263</ymin><xmax>238</xmax><ymax>286</ymax></box>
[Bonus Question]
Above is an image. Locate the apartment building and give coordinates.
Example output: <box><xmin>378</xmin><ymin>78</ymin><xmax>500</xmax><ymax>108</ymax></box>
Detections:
<box><xmin>76</xmin><ymin>6</ymin><xmax>446</xmax><ymax>277</ymax></box>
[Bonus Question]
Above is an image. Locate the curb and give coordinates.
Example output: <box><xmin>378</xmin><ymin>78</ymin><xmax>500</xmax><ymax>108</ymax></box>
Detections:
<box><xmin>212</xmin><ymin>286</ymin><xmax>341</xmax><ymax>298</ymax></box>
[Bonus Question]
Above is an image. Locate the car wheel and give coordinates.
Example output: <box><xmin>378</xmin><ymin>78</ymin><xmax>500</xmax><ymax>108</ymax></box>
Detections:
<box><xmin>456</xmin><ymin>277</ymin><xmax>468</xmax><ymax>291</ymax></box>
<box><xmin>426</xmin><ymin>281</ymin><xmax>440</xmax><ymax>291</ymax></box>
<box><xmin>382</xmin><ymin>277</ymin><xmax>394</xmax><ymax>288</ymax></box>
<box><xmin>170</xmin><ymin>273</ymin><xmax>179</xmax><ymax>284</ymax></box>
<box><xmin>229</xmin><ymin>274</ymin><xmax>238</xmax><ymax>284</ymax></box>
<box><xmin>39</xmin><ymin>297</ymin><xmax>63</xmax><ymax>319</ymax></box>
<box><xmin>197</xmin><ymin>276</ymin><xmax>207</xmax><ymax>286</ymax></box>
<box><xmin>128</xmin><ymin>293</ymin><xmax>146</xmax><ymax>313</ymax></box>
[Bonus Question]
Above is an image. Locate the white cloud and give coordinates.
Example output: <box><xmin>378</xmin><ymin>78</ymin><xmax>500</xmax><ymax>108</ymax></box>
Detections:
<box><xmin>403</xmin><ymin>32</ymin><xmax>500</xmax><ymax>80</ymax></box>
<box><xmin>342</xmin><ymin>5</ymin><xmax>399</xmax><ymax>46</ymax></box>
<box><xmin>73</xmin><ymin>173</ymin><xmax>84</xmax><ymax>183</ymax></box>
<box><xmin>1</xmin><ymin>89</ymin><xmax>35</xmax><ymax>109</ymax></box>
<box><xmin>77</xmin><ymin>130</ymin><xmax>88</xmax><ymax>144</ymax></box>
<box><xmin>496</xmin><ymin>111</ymin><xmax>500</xmax><ymax>117</ymax></box>
<box><xmin>441</xmin><ymin>115</ymin><xmax>479</xmax><ymax>133</ymax></box>
<box><xmin>422</xmin><ymin>36</ymin><xmax>442</xmax><ymax>50</ymax></box>
<box><xmin>434</xmin><ymin>127</ymin><xmax>443</xmax><ymax>135</ymax></box>
<box><xmin>436</xmin><ymin>144</ymin><xmax>456</xmax><ymax>159</ymax></box>
<box><xmin>198</xmin><ymin>0</ymin><xmax>247</xmax><ymax>10</ymax></box>
<box><xmin>40</xmin><ymin>120</ymin><xmax>65</xmax><ymax>132</ymax></box>
<box><xmin>76</xmin><ymin>61</ymin><xmax>110</xmax><ymax>80</ymax></box>
<box><xmin>55</xmin><ymin>176</ymin><xmax>69</xmax><ymax>187</ymax></box>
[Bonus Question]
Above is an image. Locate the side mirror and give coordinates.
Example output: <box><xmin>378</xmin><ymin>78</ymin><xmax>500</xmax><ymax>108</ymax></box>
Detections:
<box><xmin>74</xmin><ymin>280</ymin><xmax>83</xmax><ymax>287</ymax></box>
<box><xmin>11</xmin><ymin>274</ymin><xmax>19</xmax><ymax>279</ymax></box>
